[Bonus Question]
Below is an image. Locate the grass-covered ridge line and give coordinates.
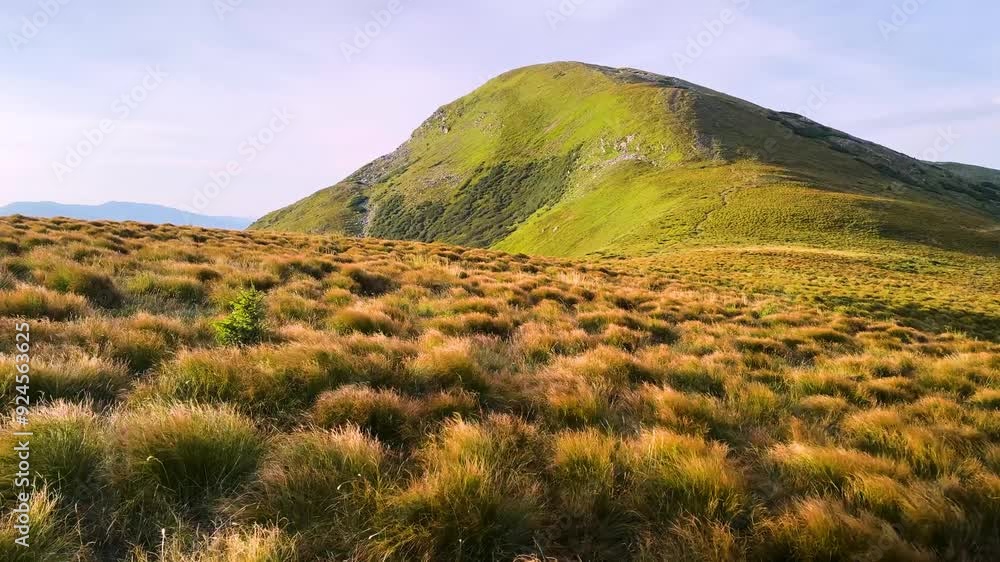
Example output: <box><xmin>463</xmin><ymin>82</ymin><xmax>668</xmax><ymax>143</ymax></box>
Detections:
<box><xmin>252</xmin><ymin>61</ymin><xmax>1000</xmax><ymax>259</ymax></box>
<box><xmin>1</xmin><ymin>215</ymin><xmax>999</xmax><ymax>561</ymax></box>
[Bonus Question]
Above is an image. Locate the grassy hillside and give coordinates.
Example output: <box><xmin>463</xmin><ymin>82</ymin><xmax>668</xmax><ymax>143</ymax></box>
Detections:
<box><xmin>252</xmin><ymin>62</ymin><xmax>1000</xmax><ymax>258</ymax></box>
<box><xmin>937</xmin><ymin>162</ymin><xmax>1000</xmax><ymax>185</ymax></box>
<box><xmin>2</xmin><ymin>215</ymin><xmax>999</xmax><ymax>561</ymax></box>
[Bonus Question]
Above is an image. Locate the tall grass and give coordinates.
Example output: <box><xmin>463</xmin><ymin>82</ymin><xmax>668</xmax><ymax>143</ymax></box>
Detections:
<box><xmin>0</xmin><ymin>215</ymin><xmax>998</xmax><ymax>560</ymax></box>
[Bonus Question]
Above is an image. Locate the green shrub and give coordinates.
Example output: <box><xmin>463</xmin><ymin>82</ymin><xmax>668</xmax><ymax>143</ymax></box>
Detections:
<box><xmin>214</xmin><ymin>287</ymin><xmax>267</xmax><ymax>346</ymax></box>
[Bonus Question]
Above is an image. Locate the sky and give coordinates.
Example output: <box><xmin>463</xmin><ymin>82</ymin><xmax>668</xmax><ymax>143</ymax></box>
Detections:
<box><xmin>1</xmin><ymin>0</ymin><xmax>998</xmax><ymax>219</ymax></box>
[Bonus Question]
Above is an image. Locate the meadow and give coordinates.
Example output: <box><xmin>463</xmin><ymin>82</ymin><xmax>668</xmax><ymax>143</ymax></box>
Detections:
<box><xmin>0</xmin><ymin>214</ymin><xmax>998</xmax><ymax>561</ymax></box>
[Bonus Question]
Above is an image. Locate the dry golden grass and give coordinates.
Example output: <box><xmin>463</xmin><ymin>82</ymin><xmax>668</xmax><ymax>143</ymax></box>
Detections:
<box><xmin>0</xmin><ymin>215</ymin><xmax>997</xmax><ymax>560</ymax></box>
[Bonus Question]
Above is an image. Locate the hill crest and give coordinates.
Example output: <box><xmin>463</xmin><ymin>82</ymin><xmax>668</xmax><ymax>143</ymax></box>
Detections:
<box><xmin>252</xmin><ymin>62</ymin><xmax>1000</xmax><ymax>257</ymax></box>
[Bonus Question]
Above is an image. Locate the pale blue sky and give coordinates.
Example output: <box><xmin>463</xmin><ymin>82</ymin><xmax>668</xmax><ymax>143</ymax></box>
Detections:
<box><xmin>2</xmin><ymin>0</ymin><xmax>997</xmax><ymax>218</ymax></box>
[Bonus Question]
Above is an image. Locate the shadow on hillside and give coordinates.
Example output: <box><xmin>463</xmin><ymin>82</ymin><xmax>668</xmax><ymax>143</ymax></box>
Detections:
<box><xmin>813</xmin><ymin>294</ymin><xmax>1000</xmax><ymax>342</ymax></box>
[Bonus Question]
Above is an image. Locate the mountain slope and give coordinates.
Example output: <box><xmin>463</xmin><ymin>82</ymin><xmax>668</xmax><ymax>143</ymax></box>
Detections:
<box><xmin>0</xmin><ymin>201</ymin><xmax>252</xmax><ymax>230</ymax></box>
<box><xmin>252</xmin><ymin>62</ymin><xmax>1000</xmax><ymax>257</ymax></box>
<box><xmin>937</xmin><ymin>161</ymin><xmax>1000</xmax><ymax>185</ymax></box>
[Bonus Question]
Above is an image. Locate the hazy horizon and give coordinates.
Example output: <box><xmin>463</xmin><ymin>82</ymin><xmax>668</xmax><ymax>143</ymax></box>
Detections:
<box><xmin>2</xmin><ymin>0</ymin><xmax>998</xmax><ymax>219</ymax></box>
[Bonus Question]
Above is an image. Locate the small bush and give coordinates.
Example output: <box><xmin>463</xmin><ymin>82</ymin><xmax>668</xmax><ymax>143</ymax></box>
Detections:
<box><xmin>215</xmin><ymin>287</ymin><xmax>267</xmax><ymax>346</ymax></box>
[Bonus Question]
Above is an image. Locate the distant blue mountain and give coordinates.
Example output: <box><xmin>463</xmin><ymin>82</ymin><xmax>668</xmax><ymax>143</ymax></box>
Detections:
<box><xmin>0</xmin><ymin>201</ymin><xmax>252</xmax><ymax>230</ymax></box>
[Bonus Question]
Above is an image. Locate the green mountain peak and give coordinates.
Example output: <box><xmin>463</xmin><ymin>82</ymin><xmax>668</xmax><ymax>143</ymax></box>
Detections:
<box><xmin>252</xmin><ymin>62</ymin><xmax>1000</xmax><ymax>258</ymax></box>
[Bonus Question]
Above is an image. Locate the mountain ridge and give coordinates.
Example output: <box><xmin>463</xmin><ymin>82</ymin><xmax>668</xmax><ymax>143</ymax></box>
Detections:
<box><xmin>0</xmin><ymin>201</ymin><xmax>252</xmax><ymax>230</ymax></box>
<box><xmin>252</xmin><ymin>61</ymin><xmax>1000</xmax><ymax>257</ymax></box>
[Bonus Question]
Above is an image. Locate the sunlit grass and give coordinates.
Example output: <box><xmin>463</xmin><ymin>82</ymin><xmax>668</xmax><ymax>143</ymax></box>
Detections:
<box><xmin>0</xmin><ymin>214</ymin><xmax>997</xmax><ymax>560</ymax></box>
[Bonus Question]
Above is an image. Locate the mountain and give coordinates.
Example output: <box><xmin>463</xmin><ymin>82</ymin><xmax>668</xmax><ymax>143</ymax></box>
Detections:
<box><xmin>937</xmin><ymin>162</ymin><xmax>1000</xmax><ymax>185</ymax></box>
<box><xmin>252</xmin><ymin>62</ymin><xmax>1000</xmax><ymax>257</ymax></box>
<box><xmin>0</xmin><ymin>201</ymin><xmax>252</xmax><ymax>230</ymax></box>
